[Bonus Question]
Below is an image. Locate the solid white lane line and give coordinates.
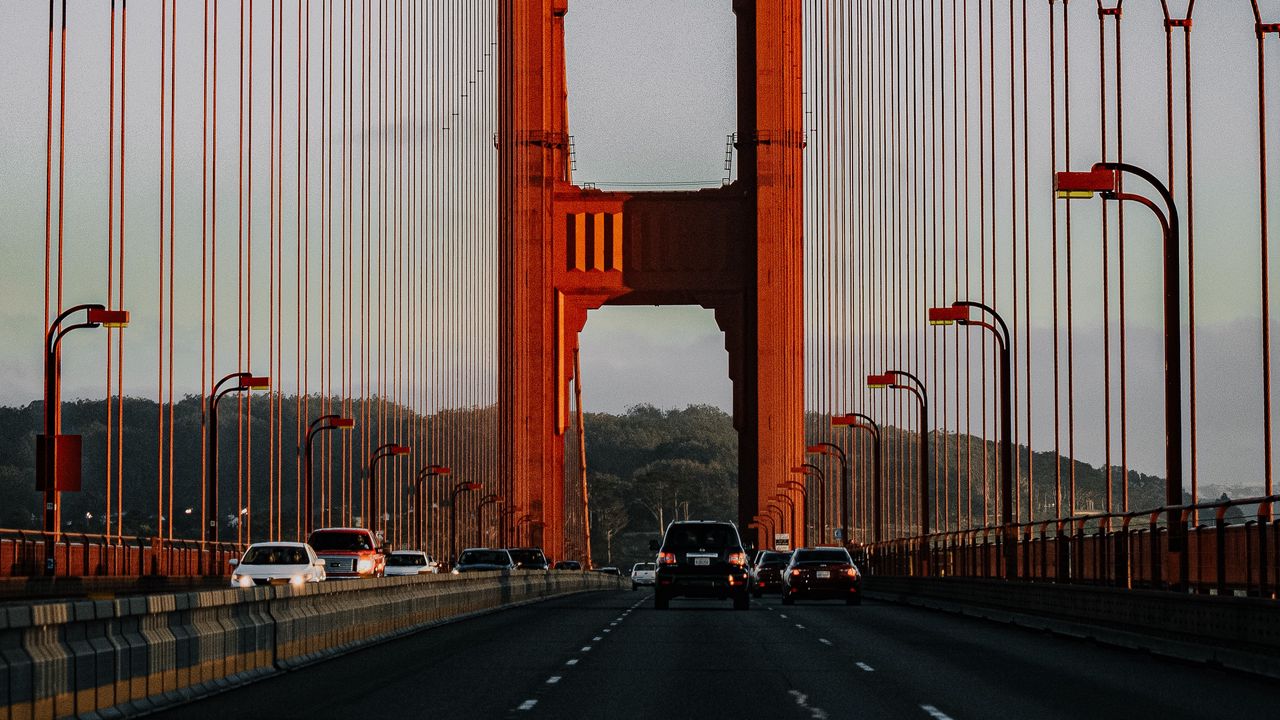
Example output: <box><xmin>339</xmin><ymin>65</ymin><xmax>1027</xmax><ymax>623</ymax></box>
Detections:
<box><xmin>788</xmin><ymin>690</ymin><xmax>830</xmax><ymax>720</ymax></box>
<box><xmin>565</xmin><ymin>659</ymin><xmax>579</xmax><ymax>666</ymax></box>
<box><xmin>856</xmin><ymin>662</ymin><xmax>875</xmax><ymax>672</ymax></box>
<box><xmin>921</xmin><ymin>704</ymin><xmax>954</xmax><ymax>720</ymax></box>
<box><xmin>546</xmin><ymin>676</ymin><xmax>562</xmax><ymax>685</ymax></box>
<box><xmin>581</xmin><ymin>646</ymin><xmax>593</xmax><ymax>652</ymax></box>
<box><xmin>517</xmin><ymin>700</ymin><xmax>538</xmax><ymax>711</ymax></box>
<box><xmin>818</xmin><ymin>638</ymin><xmax>832</xmax><ymax>646</ymax></box>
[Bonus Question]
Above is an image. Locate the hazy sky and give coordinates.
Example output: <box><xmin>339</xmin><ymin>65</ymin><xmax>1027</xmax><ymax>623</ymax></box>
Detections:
<box><xmin>4</xmin><ymin>1</ymin><xmax>1280</xmax><ymax>495</ymax></box>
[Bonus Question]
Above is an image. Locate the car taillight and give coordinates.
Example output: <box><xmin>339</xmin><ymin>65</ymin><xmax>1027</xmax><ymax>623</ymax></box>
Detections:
<box><xmin>845</xmin><ymin>567</ymin><xmax>859</xmax><ymax>577</ymax></box>
<box><xmin>728</xmin><ymin>552</ymin><xmax>747</xmax><ymax>566</ymax></box>
<box><xmin>657</xmin><ymin>552</ymin><xmax>677</xmax><ymax>565</ymax></box>
<box><xmin>791</xmin><ymin>569</ymin><xmax>802</xmax><ymax>576</ymax></box>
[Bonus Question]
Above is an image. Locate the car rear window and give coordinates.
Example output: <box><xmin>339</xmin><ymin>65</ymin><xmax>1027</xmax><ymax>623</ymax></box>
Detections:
<box><xmin>242</xmin><ymin>545</ymin><xmax>309</xmax><ymax>565</ymax></box>
<box><xmin>459</xmin><ymin>550</ymin><xmax>510</xmax><ymax>565</ymax></box>
<box><xmin>758</xmin><ymin>551</ymin><xmax>790</xmax><ymax>566</ymax></box>
<box><xmin>387</xmin><ymin>554</ymin><xmax>426</xmax><ymax>566</ymax></box>
<box><xmin>664</xmin><ymin>524</ymin><xmax>738</xmax><ymax>550</ymax></box>
<box><xmin>633</xmin><ymin>563</ymin><xmax>655</xmax><ymax>571</ymax></box>
<box><xmin>307</xmin><ymin>531</ymin><xmax>373</xmax><ymax>552</ymax></box>
<box><xmin>508</xmin><ymin>549</ymin><xmax>547</xmax><ymax>566</ymax></box>
<box><xmin>793</xmin><ymin>549</ymin><xmax>851</xmax><ymax>564</ymax></box>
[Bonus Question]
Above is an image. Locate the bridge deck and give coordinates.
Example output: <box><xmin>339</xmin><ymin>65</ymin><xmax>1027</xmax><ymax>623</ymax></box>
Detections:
<box><xmin>157</xmin><ymin>590</ymin><xmax>1277</xmax><ymax>719</ymax></box>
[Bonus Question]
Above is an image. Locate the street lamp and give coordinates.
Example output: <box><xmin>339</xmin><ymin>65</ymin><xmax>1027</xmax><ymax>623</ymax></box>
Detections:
<box><xmin>929</xmin><ymin>301</ymin><xmax>1015</xmax><ymax>578</ymax></box>
<box><xmin>772</xmin><ymin>493</ymin><xmax>797</xmax><ymax>549</ymax></box>
<box><xmin>449</xmin><ymin>480</ymin><xmax>483</xmax><ymax>563</ymax></box>
<box><xmin>367</xmin><ymin>443</ymin><xmax>411</xmax><ymax>540</ymax></box>
<box><xmin>38</xmin><ymin>304</ymin><xmax>130</xmax><ymax>576</ymax></box>
<box><xmin>303</xmin><ymin>415</ymin><xmax>355</xmax><ymax>537</ymax></box>
<box><xmin>832</xmin><ymin>413</ymin><xmax>882</xmax><ymax>544</ymax></box>
<box><xmin>765</xmin><ymin>503</ymin><xmax>786</xmax><ymax>548</ymax></box>
<box><xmin>779</xmin><ymin>479</ymin><xmax>810</xmax><ymax>540</ymax></box>
<box><xmin>413</xmin><ymin>464</ymin><xmax>451</xmax><ymax>550</ymax></box>
<box><xmin>805</xmin><ymin>443</ymin><xmax>848</xmax><ymax>546</ymax></box>
<box><xmin>1055</xmin><ymin>161</ymin><xmax>1186</xmax><ymax>585</ymax></box>
<box><xmin>205</xmin><ymin>372</ymin><xmax>270</xmax><ymax>573</ymax></box>
<box><xmin>476</xmin><ymin>494</ymin><xmax>504</xmax><ymax>546</ymax></box>
<box><xmin>790</xmin><ymin>464</ymin><xmax>825</xmax><ymax>543</ymax></box>
<box><xmin>868</xmin><ymin>370</ymin><xmax>931</xmax><ymax>574</ymax></box>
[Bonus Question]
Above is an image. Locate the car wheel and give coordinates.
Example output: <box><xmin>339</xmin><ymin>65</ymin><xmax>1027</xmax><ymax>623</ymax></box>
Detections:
<box><xmin>733</xmin><ymin>592</ymin><xmax>749</xmax><ymax>611</ymax></box>
<box><xmin>654</xmin><ymin>592</ymin><xmax>669</xmax><ymax>610</ymax></box>
<box><xmin>782</xmin><ymin>592</ymin><xmax>795</xmax><ymax>606</ymax></box>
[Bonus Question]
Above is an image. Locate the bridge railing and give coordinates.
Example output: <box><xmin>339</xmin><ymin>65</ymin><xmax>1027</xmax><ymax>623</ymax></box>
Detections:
<box><xmin>859</xmin><ymin>494</ymin><xmax>1280</xmax><ymax>597</ymax></box>
<box><xmin>0</xmin><ymin>529</ymin><xmax>241</xmax><ymax>578</ymax></box>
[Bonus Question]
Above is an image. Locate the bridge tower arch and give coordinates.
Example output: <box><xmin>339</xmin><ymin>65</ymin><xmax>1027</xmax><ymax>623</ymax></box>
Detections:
<box><xmin>498</xmin><ymin>0</ymin><xmax>804</xmax><ymax>559</ymax></box>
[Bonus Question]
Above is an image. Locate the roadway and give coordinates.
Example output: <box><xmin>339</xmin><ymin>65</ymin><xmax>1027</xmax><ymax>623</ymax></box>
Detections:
<box><xmin>154</xmin><ymin>588</ymin><xmax>1279</xmax><ymax>719</ymax></box>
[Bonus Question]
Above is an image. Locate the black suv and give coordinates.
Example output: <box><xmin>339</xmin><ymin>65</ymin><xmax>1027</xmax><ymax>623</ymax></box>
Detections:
<box><xmin>652</xmin><ymin>520</ymin><xmax>751</xmax><ymax>610</ymax></box>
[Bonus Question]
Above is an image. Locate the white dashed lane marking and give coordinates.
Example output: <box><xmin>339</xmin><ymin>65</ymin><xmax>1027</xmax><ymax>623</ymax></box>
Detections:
<box><xmin>818</xmin><ymin>638</ymin><xmax>832</xmax><ymax>646</ymax></box>
<box><xmin>788</xmin><ymin>690</ymin><xmax>830</xmax><ymax>720</ymax></box>
<box><xmin>921</xmin><ymin>705</ymin><xmax>955</xmax><ymax>720</ymax></box>
<box><xmin>565</xmin><ymin>658</ymin><xmax>579</xmax><ymax>666</ymax></box>
<box><xmin>580</xmin><ymin>646</ymin><xmax>593</xmax><ymax>652</ymax></box>
<box><xmin>546</xmin><ymin>676</ymin><xmax>561</xmax><ymax>685</ymax></box>
<box><xmin>856</xmin><ymin>662</ymin><xmax>875</xmax><ymax>672</ymax></box>
<box><xmin>780</xmin><ymin>614</ymin><xmax>789</xmax><ymax>619</ymax></box>
<box><xmin>517</xmin><ymin>700</ymin><xmax>537</xmax><ymax>711</ymax></box>
<box><xmin>794</xmin><ymin>624</ymin><xmax>806</xmax><ymax>630</ymax></box>
<box><xmin>592</xmin><ymin>636</ymin><xmax>602</xmax><ymax>641</ymax></box>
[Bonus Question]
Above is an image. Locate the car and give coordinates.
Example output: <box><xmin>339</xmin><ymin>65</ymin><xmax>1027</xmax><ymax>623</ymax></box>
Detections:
<box><xmin>750</xmin><ymin>550</ymin><xmax>792</xmax><ymax>597</ymax></box>
<box><xmin>652</xmin><ymin>520</ymin><xmax>750</xmax><ymax>611</ymax></box>
<box><xmin>630</xmin><ymin>562</ymin><xmax>656</xmax><ymax>590</ymax></box>
<box><xmin>307</xmin><ymin>527</ymin><xmax>387</xmax><ymax>579</ymax></box>
<box><xmin>781</xmin><ymin>546</ymin><xmax>863</xmax><ymax>606</ymax></box>
<box><xmin>592</xmin><ymin>566</ymin><xmax>621</xmax><ymax>576</ymax></box>
<box><xmin>229</xmin><ymin>542</ymin><xmax>326</xmax><ymax>588</ymax></box>
<box><xmin>451</xmin><ymin>548</ymin><xmax>516</xmax><ymax>573</ymax></box>
<box><xmin>506</xmin><ymin>547</ymin><xmax>550</xmax><ymax>570</ymax></box>
<box><xmin>385</xmin><ymin>550</ymin><xmax>438</xmax><ymax>576</ymax></box>
<box><xmin>553</xmin><ymin>560</ymin><xmax>582</xmax><ymax>571</ymax></box>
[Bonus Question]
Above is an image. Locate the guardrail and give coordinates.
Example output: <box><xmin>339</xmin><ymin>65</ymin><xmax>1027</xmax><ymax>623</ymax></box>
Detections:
<box><xmin>0</xmin><ymin>569</ymin><xmax>624</xmax><ymax>719</ymax></box>
<box><xmin>0</xmin><ymin>529</ymin><xmax>240</xmax><ymax>578</ymax></box>
<box><xmin>859</xmin><ymin>494</ymin><xmax>1280</xmax><ymax>597</ymax></box>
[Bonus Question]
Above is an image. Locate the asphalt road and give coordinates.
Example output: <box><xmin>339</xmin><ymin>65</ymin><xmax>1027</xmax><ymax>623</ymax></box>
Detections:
<box><xmin>154</xmin><ymin>589</ymin><xmax>1279</xmax><ymax>719</ymax></box>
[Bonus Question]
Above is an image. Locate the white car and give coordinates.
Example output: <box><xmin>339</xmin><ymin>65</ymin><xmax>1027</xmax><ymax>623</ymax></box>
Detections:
<box><xmin>630</xmin><ymin>562</ymin><xmax>657</xmax><ymax>590</ymax></box>
<box><xmin>229</xmin><ymin>542</ymin><xmax>326</xmax><ymax>588</ymax></box>
<box><xmin>385</xmin><ymin>550</ymin><xmax>438</xmax><ymax>576</ymax></box>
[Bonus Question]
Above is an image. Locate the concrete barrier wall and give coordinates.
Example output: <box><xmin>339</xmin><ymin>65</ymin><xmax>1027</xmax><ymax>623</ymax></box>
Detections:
<box><xmin>0</xmin><ymin>571</ymin><xmax>624</xmax><ymax>719</ymax></box>
<box><xmin>865</xmin><ymin>576</ymin><xmax>1280</xmax><ymax>678</ymax></box>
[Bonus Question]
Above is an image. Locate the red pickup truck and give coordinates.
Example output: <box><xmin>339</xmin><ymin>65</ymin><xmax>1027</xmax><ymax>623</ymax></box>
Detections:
<box><xmin>307</xmin><ymin>527</ymin><xmax>386</xmax><ymax>579</ymax></box>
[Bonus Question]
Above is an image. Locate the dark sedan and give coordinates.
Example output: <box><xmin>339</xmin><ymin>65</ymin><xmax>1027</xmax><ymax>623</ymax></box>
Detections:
<box><xmin>750</xmin><ymin>550</ymin><xmax>791</xmax><ymax>597</ymax></box>
<box><xmin>451</xmin><ymin>548</ymin><xmax>516</xmax><ymax>574</ymax></box>
<box><xmin>781</xmin><ymin>547</ymin><xmax>862</xmax><ymax>605</ymax></box>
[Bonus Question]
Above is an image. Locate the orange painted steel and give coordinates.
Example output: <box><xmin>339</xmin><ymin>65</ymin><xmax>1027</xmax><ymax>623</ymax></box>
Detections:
<box><xmin>499</xmin><ymin>0</ymin><xmax>806</xmax><ymax>558</ymax></box>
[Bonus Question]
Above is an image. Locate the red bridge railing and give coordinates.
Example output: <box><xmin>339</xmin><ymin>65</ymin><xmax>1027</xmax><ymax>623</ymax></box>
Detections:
<box><xmin>0</xmin><ymin>529</ymin><xmax>240</xmax><ymax>579</ymax></box>
<box><xmin>859</xmin><ymin>495</ymin><xmax>1280</xmax><ymax>599</ymax></box>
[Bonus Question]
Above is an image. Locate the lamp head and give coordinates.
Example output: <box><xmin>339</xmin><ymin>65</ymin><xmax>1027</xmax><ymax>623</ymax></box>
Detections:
<box><xmin>866</xmin><ymin>373</ymin><xmax>894</xmax><ymax>389</ymax></box>
<box><xmin>1054</xmin><ymin>167</ymin><xmax>1117</xmax><ymax>199</ymax></box>
<box><xmin>831</xmin><ymin>414</ymin><xmax>857</xmax><ymax>427</ymax></box>
<box><xmin>927</xmin><ymin>306</ymin><xmax>969</xmax><ymax>326</ymax></box>
<box><xmin>330</xmin><ymin>417</ymin><xmax>355</xmax><ymax>430</ymax></box>
<box><xmin>465</xmin><ymin>482</ymin><xmax>483</xmax><ymax>491</ymax></box>
<box><xmin>389</xmin><ymin>444</ymin><xmax>411</xmax><ymax>456</ymax></box>
<box><xmin>243</xmin><ymin>375</ymin><xmax>271</xmax><ymax>391</ymax></box>
<box><xmin>86</xmin><ymin>308</ymin><xmax>131</xmax><ymax>328</ymax></box>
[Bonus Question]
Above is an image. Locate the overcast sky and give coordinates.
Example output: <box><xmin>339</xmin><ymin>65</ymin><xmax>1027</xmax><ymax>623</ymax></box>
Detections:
<box><xmin>3</xmin><ymin>1</ymin><xmax>1279</xmax><ymax>495</ymax></box>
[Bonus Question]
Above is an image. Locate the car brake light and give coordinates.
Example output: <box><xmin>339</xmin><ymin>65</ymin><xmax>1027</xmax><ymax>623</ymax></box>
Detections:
<box><xmin>791</xmin><ymin>569</ymin><xmax>801</xmax><ymax>576</ymax></box>
<box><xmin>845</xmin><ymin>567</ymin><xmax>859</xmax><ymax>577</ymax></box>
<box><xmin>657</xmin><ymin>552</ymin><xmax>677</xmax><ymax>565</ymax></box>
<box><xmin>728</xmin><ymin>552</ymin><xmax>747</xmax><ymax>566</ymax></box>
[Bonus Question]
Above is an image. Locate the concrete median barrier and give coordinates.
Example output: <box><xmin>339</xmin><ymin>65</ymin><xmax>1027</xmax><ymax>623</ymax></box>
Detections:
<box><xmin>0</xmin><ymin>571</ymin><xmax>624</xmax><ymax>719</ymax></box>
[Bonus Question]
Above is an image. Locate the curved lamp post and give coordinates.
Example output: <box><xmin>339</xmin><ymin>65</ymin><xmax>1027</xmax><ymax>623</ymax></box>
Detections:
<box><xmin>205</xmin><ymin>372</ymin><xmax>270</xmax><ymax>573</ymax></box>
<box><xmin>869</xmin><ymin>370</ymin><xmax>930</xmax><ymax>574</ymax></box>
<box><xmin>1056</xmin><ymin>161</ymin><xmax>1187</xmax><ymax>586</ymax></box>
<box><xmin>772</xmin><ymin>493</ymin><xmax>797</xmax><ymax>549</ymax></box>
<box><xmin>929</xmin><ymin>301</ymin><xmax>1015</xmax><ymax>577</ymax></box>
<box><xmin>805</xmin><ymin>443</ymin><xmax>848</xmax><ymax>545</ymax></box>
<box><xmin>367</xmin><ymin>443</ymin><xmax>411</xmax><ymax>540</ymax></box>
<box><xmin>476</xmin><ymin>494</ymin><xmax>504</xmax><ymax>546</ymax></box>
<box><xmin>412</xmin><ymin>464</ymin><xmax>450</xmax><ymax>550</ymax></box>
<box><xmin>449</xmin><ymin>480</ymin><xmax>483</xmax><ymax>563</ymax></box>
<box><xmin>791</xmin><ymin>464</ymin><xmax>825</xmax><ymax>543</ymax></box>
<box><xmin>832</xmin><ymin>413</ymin><xmax>882</xmax><ymax>544</ymax></box>
<box><xmin>303</xmin><ymin>415</ymin><xmax>355</xmax><ymax>537</ymax></box>
<box><xmin>779</xmin><ymin>479</ymin><xmax>810</xmax><ymax>540</ymax></box>
<box><xmin>39</xmin><ymin>304</ymin><xmax>130</xmax><ymax>575</ymax></box>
